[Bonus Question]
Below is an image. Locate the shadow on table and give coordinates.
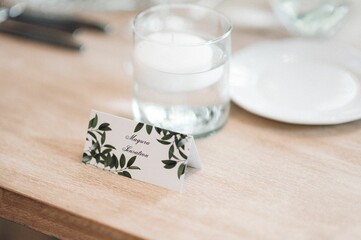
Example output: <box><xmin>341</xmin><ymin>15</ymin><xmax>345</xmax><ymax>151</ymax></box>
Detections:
<box><xmin>0</xmin><ymin>217</ymin><xmax>58</xmax><ymax>240</ymax></box>
<box><xmin>230</xmin><ymin>102</ymin><xmax>361</xmax><ymax>138</ymax></box>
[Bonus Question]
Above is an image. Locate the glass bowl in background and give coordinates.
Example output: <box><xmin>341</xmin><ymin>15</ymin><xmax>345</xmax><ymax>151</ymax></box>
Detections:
<box><xmin>270</xmin><ymin>0</ymin><xmax>350</xmax><ymax>37</ymax></box>
<box><xmin>150</xmin><ymin>0</ymin><xmax>223</xmax><ymax>8</ymax></box>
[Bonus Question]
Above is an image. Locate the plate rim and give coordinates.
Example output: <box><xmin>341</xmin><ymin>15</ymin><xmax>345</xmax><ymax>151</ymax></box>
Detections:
<box><xmin>230</xmin><ymin>38</ymin><xmax>361</xmax><ymax>125</ymax></box>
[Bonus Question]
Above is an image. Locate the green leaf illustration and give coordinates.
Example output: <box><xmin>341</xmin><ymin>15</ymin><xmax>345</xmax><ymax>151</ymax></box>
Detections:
<box><xmin>82</xmin><ymin>154</ymin><xmax>92</xmax><ymax>163</ymax></box>
<box><xmin>178</xmin><ymin>149</ymin><xmax>188</xmax><ymax>160</ymax></box>
<box><xmin>168</xmin><ymin>130</ymin><xmax>176</xmax><ymax>136</ymax></box>
<box><xmin>146</xmin><ymin>125</ymin><xmax>153</xmax><ymax>134</ymax></box>
<box><xmin>100</xmin><ymin>132</ymin><xmax>106</xmax><ymax>144</ymax></box>
<box><xmin>119</xmin><ymin>154</ymin><xmax>126</xmax><ymax>168</ymax></box>
<box><xmin>119</xmin><ymin>171</ymin><xmax>132</xmax><ymax>178</ymax></box>
<box><xmin>96</xmin><ymin>142</ymin><xmax>101</xmax><ymax>153</ymax></box>
<box><xmin>168</xmin><ymin>145</ymin><xmax>174</xmax><ymax>159</ymax></box>
<box><xmin>98</xmin><ymin>123</ymin><xmax>111</xmax><ymax>131</ymax></box>
<box><xmin>128</xmin><ymin>166</ymin><xmax>141</xmax><ymax>170</ymax></box>
<box><xmin>104</xmin><ymin>144</ymin><xmax>116</xmax><ymax>150</ymax></box>
<box><xmin>84</xmin><ymin>119</ymin><xmax>141</xmax><ymax>178</ymax></box>
<box><xmin>102</xmin><ymin>148</ymin><xmax>112</xmax><ymax>155</ymax></box>
<box><xmin>157</xmin><ymin>139</ymin><xmax>171</xmax><ymax>145</ymax></box>
<box><xmin>161</xmin><ymin>134</ymin><xmax>173</xmax><ymax>141</ymax></box>
<box><xmin>172</xmin><ymin>154</ymin><xmax>179</xmax><ymax>160</ymax></box>
<box><xmin>155</xmin><ymin>127</ymin><xmax>162</xmax><ymax>134</ymax></box>
<box><xmin>92</xmin><ymin>114</ymin><xmax>98</xmax><ymax>128</ymax></box>
<box><xmin>109</xmin><ymin>160</ymin><xmax>114</xmax><ymax>169</ymax></box>
<box><xmin>162</xmin><ymin>160</ymin><xmax>177</xmax><ymax>169</ymax></box>
<box><xmin>127</xmin><ymin>156</ymin><xmax>136</xmax><ymax>168</ymax></box>
<box><xmin>94</xmin><ymin>153</ymin><xmax>100</xmax><ymax>163</ymax></box>
<box><xmin>177</xmin><ymin>163</ymin><xmax>186</xmax><ymax>179</ymax></box>
<box><xmin>87</xmin><ymin>131</ymin><xmax>97</xmax><ymax>141</ymax></box>
<box><xmin>153</xmin><ymin>130</ymin><xmax>190</xmax><ymax>179</ymax></box>
<box><xmin>98</xmin><ymin>123</ymin><xmax>109</xmax><ymax>129</ymax></box>
<box><xmin>134</xmin><ymin>122</ymin><xmax>144</xmax><ymax>132</ymax></box>
<box><xmin>90</xmin><ymin>140</ymin><xmax>97</xmax><ymax>150</ymax></box>
<box><xmin>88</xmin><ymin>114</ymin><xmax>97</xmax><ymax>129</ymax></box>
<box><xmin>112</xmin><ymin>154</ymin><xmax>118</xmax><ymax>169</ymax></box>
<box><xmin>105</xmin><ymin>153</ymin><xmax>112</xmax><ymax>167</ymax></box>
<box><xmin>123</xmin><ymin>171</ymin><xmax>132</xmax><ymax>178</ymax></box>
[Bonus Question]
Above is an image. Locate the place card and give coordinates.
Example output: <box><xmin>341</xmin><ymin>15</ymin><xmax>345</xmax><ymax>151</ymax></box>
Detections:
<box><xmin>82</xmin><ymin>110</ymin><xmax>202</xmax><ymax>191</ymax></box>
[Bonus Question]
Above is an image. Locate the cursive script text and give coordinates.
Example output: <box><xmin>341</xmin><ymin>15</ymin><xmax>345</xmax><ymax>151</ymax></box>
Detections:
<box><xmin>122</xmin><ymin>145</ymin><xmax>149</xmax><ymax>158</ymax></box>
<box><xmin>125</xmin><ymin>134</ymin><xmax>150</xmax><ymax>145</ymax></box>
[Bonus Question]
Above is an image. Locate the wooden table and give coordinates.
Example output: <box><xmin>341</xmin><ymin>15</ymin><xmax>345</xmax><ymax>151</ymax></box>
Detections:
<box><xmin>1</xmin><ymin>2</ymin><xmax>361</xmax><ymax>239</ymax></box>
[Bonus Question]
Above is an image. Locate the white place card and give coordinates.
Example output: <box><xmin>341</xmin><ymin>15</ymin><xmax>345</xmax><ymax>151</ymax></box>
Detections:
<box><xmin>82</xmin><ymin>110</ymin><xmax>202</xmax><ymax>191</ymax></box>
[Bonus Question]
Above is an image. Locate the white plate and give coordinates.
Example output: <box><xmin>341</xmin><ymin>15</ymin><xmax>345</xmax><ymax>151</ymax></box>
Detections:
<box><xmin>230</xmin><ymin>39</ymin><xmax>361</xmax><ymax>125</ymax></box>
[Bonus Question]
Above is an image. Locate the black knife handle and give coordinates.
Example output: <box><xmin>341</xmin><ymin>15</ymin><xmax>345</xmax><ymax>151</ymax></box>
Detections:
<box><xmin>0</xmin><ymin>20</ymin><xmax>83</xmax><ymax>51</ymax></box>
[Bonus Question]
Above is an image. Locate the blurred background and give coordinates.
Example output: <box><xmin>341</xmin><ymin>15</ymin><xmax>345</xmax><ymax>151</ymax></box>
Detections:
<box><xmin>0</xmin><ymin>0</ymin><xmax>359</xmax><ymax>239</ymax></box>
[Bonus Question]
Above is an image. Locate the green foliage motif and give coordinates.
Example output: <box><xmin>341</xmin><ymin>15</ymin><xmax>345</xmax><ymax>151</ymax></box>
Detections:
<box><xmin>83</xmin><ymin>114</ymin><xmax>140</xmax><ymax>178</ymax></box>
<box><xmin>134</xmin><ymin>123</ymin><xmax>188</xmax><ymax>179</ymax></box>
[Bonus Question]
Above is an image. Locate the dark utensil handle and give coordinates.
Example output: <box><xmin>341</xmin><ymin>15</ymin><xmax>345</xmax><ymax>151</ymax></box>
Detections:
<box><xmin>0</xmin><ymin>20</ymin><xmax>82</xmax><ymax>51</ymax></box>
<box><xmin>11</xmin><ymin>12</ymin><xmax>110</xmax><ymax>33</ymax></box>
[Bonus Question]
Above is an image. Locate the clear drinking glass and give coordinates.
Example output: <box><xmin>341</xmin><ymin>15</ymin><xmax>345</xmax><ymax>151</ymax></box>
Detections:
<box><xmin>270</xmin><ymin>0</ymin><xmax>350</xmax><ymax>36</ymax></box>
<box><xmin>132</xmin><ymin>4</ymin><xmax>232</xmax><ymax>137</ymax></box>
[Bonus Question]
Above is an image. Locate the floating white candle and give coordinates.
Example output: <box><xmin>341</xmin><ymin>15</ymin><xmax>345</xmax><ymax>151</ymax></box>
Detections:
<box><xmin>133</xmin><ymin>32</ymin><xmax>225</xmax><ymax>92</ymax></box>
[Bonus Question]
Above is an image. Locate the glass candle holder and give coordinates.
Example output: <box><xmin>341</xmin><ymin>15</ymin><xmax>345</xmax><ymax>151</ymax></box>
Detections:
<box><xmin>132</xmin><ymin>4</ymin><xmax>232</xmax><ymax>138</ymax></box>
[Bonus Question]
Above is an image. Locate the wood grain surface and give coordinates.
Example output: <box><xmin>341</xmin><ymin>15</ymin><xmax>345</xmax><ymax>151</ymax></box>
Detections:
<box><xmin>1</xmin><ymin>1</ymin><xmax>361</xmax><ymax>239</ymax></box>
